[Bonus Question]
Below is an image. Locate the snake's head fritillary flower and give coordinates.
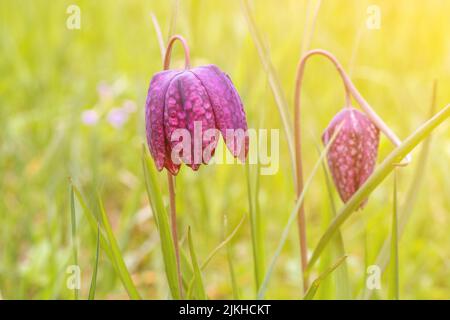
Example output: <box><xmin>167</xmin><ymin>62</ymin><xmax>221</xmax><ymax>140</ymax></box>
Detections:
<box><xmin>145</xmin><ymin>65</ymin><xmax>248</xmax><ymax>175</ymax></box>
<box><xmin>322</xmin><ymin>107</ymin><xmax>380</xmax><ymax>209</ymax></box>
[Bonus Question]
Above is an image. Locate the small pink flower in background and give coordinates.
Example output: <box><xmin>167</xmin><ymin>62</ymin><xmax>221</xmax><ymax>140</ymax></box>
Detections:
<box><xmin>107</xmin><ymin>100</ymin><xmax>137</xmax><ymax>129</ymax></box>
<box><xmin>322</xmin><ymin>108</ymin><xmax>380</xmax><ymax>208</ymax></box>
<box><xmin>145</xmin><ymin>65</ymin><xmax>248</xmax><ymax>175</ymax></box>
<box><xmin>107</xmin><ymin>107</ymin><xmax>129</xmax><ymax>128</ymax></box>
<box><xmin>81</xmin><ymin>109</ymin><xmax>99</xmax><ymax>126</ymax></box>
<box><xmin>97</xmin><ymin>82</ymin><xmax>114</xmax><ymax>102</ymax></box>
<box><xmin>122</xmin><ymin>99</ymin><xmax>137</xmax><ymax>113</ymax></box>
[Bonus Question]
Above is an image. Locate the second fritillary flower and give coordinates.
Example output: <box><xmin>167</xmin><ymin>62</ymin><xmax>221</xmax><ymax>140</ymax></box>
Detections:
<box><xmin>322</xmin><ymin>107</ymin><xmax>380</xmax><ymax>208</ymax></box>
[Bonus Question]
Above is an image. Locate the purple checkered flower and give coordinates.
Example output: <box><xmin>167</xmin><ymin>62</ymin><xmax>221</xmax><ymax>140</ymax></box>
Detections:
<box><xmin>145</xmin><ymin>65</ymin><xmax>248</xmax><ymax>175</ymax></box>
<box><xmin>322</xmin><ymin>108</ymin><xmax>380</xmax><ymax>208</ymax></box>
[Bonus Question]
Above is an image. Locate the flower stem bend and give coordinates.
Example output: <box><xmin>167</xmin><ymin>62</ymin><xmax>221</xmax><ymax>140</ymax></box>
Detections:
<box><xmin>164</xmin><ymin>35</ymin><xmax>191</xmax><ymax>70</ymax></box>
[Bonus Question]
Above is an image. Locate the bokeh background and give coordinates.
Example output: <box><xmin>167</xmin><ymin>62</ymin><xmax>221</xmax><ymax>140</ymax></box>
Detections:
<box><xmin>0</xmin><ymin>0</ymin><xmax>449</xmax><ymax>299</ymax></box>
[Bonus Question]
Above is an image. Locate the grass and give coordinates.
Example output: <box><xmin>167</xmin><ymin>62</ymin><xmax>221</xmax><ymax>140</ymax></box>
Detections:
<box><xmin>304</xmin><ymin>255</ymin><xmax>347</xmax><ymax>300</ymax></box>
<box><xmin>360</xmin><ymin>81</ymin><xmax>439</xmax><ymax>299</ymax></box>
<box><xmin>142</xmin><ymin>148</ymin><xmax>180</xmax><ymax>299</ymax></box>
<box><xmin>246</xmin><ymin>161</ymin><xmax>265</xmax><ymax>293</ymax></box>
<box><xmin>97</xmin><ymin>193</ymin><xmax>142</xmax><ymax>300</ymax></box>
<box><xmin>316</xmin><ymin>143</ymin><xmax>351</xmax><ymax>299</ymax></box>
<box><xmin>0</xmin><ymin>0</ymin><xmax>449</xmax><ymax>300</ymax></box>
<box><xmin>88</xmin><ymin>222</ymin><xmax>100</xmax><ymax>300</ymax></box>
<box><xmin>388</xmin><ymin>170</ymin><xmax>399</xmax><ymax>300</ymax></box>
<box><xmin>257</xmin><ymin>124</ymin><xmax>343</xmax><ymax>299</ymax></box>
<box><xmin>186</xmin><ymin>227</ymin><xmax>207</xmax><ymax>299</ymax></box>
<box><xmin>69</xmin><ymin>185</ymin><xmax>79</xmax><ymax>300</ymax></box>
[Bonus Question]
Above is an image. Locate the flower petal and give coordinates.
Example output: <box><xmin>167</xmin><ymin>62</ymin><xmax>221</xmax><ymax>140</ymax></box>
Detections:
<box><xmin>190</xmin><ymin>65</ymin><xmax>248</xmax><ymax>160</ymax></box>
<box><xmin>164</xmin><ymin>72</ymin><xmax>218</xmax><ymax>171</ymax></box>
<box><xmin>322</xmin><ymin>108</ymin><xmax>379</xmax><ymax>208</ymax></box>
<box><xmin>145</xmin><ymin>70</ymin><xmax>180</xmax><ymax>171</ymax></box>
<box><xmin>352</xmin><ymin>110</ymin><xmax>380</xmax><ymax>189</ymax></box>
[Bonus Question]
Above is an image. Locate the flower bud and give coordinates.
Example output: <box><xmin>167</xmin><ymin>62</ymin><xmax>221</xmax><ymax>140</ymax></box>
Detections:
<box><xmin>322</xmin><ymin>108</ymin><xmax>380</xmax><ymax>208</ymax></box>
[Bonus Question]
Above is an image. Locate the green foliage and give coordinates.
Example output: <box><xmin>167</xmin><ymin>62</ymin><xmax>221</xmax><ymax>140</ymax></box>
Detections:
<box><xmin>142</xmin><ymin>148</ymin><xmax>181</xmax><ymax>299</ymax></box>
<box><xmin>388</xmin><ymin>170</ymin><xmax>399</xmax><ymax>300</ymax></box>
<box><xmin>0</xmin><ymin>0</ymin><xmax>449</xmax><ymax>300</ymax></box>
<box><xmin>186</xmin><ymin>227</ymin><xmax>207</xmax><ymax>300</ymax></box>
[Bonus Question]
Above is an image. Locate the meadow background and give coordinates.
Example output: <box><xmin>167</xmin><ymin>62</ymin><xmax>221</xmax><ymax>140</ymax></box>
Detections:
<box><xmin>0</xmin><ymin>0</ymin><xmax>449</xmax><ymax>299</ymax></box>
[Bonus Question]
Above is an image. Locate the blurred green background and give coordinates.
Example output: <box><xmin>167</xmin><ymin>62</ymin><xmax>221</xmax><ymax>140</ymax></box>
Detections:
<box><xmin>0</xmin><ymin>0</ymin><xmax>449</xmax><ymax>299</ymax></box>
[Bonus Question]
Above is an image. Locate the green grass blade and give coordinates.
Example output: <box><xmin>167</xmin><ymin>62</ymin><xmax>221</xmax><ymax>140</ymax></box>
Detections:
<box><xmin>241</xmin><ymin>0</ymin><xmax>296</xmax><ymax>180</ymax></box>
<box><xmin>201</xmin><ymin>214</ymin><xmax>246</xmax><ymax>270</ymax></box>
<box><xmin>71</xmin><ymin>185</ymin><xmax>114</xmax><ymax>262</ymax></box>
<box><xmin>304</xmin><ymin>255</ymin><xmax>347</xmax><ymax>300</ymax></box>
<box><xmin>225</xmin><ymin>214</ymin><xmax>240</xmax><ymax>300</ymax></box>
<box><xmin>307</xmin><ymin>104</ymin><xmax>450</xmax><ymax>272</ymax></box>
<box><xmin>324</xmin><ymin>174</ymin><xmax>351</xmax><ymax>299</ymax></box>
<box><xmin>316</xmin><ymin>143</ymin><xmax>351</xmax><ymax>299</ymax></box>
<box><xmin>180</xmin><ymin>249</ymin><xmax>194</xmax><ymax>292</ymax></box>
<box><xmin>316</xmin><ymin>153</ymin><xmax>334</xmax><ymax>299</ymax></box>
<box><xmin>69</xmin><ymin>185</ymin><xmax>79</xmax><ymax>300</ymax></box>
<box><xmin>254</xmin><ymin>159</ymin><xmax>265</xmax><ymax>279</ymax></box>
<box><xmin>97</xmin><ymin>194</ymin><xmax>141</xmax><ymax>300</ymax></box>
<box><xmin>73</xmin><ymin>183</ymin><xmax>139</xmax><ymax>298</ymax></box>
<box><xmin>167</xmin><ymin>0</ymin><xmax>179</xmax><ymax>40</ymax></box>
<box><xmin>245</xmin><ymin>161</ymin><xmax>264</xmax><ymax>292</ymax></box>
<box><xmin>388</xmin><ymin>170</ymin><xmax>399</xmax><ymax>300</ymax></box>
<box><xmin>88</xmin><ymin>223</ymin><xmax>100</xmax><ymax>300</ymax></box>
<box><xmin>363</xmin><ymin>230</ymin><xmax>370</xmax><ymax>296</ymax></box>
<box><xmin>360</xmin><ymin>83</ymin><xmax>439</xmax><ymax>299</ymax></box>
<box><xmin>301</xmin><ymin>0</ymin><xmax>322</xmax><ymax>54</ymax></box>
<box><xmin>150</xmin><ymin>12</ymin><xmax>165</xmax><ymax>63</ymax></box>
<box><xmin>256</xmin><ymin>125</ymin><xmax>342</xmax><ymax>299</ymax></box>
<box><xmin>185</xmin><ymin>214</ymin><xmax>246</xmax><ymax>294</ymax></box>
<box><xmin>142</xmin><ymin>146</ymin><xmax>181</xmax><ymax>299</ymax></box>
<box><xmin>187</xmin><ymin>227</ymin><xmax>207</xmax><ymax>300</ymax></box>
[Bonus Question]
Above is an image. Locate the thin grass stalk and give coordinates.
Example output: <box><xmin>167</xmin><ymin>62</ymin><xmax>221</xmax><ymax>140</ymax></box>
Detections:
<box><xmin>69</xmin><ymin>185</ymin><xmax>79</xmax><ymax>300</ymax></box>
<box><xmin>187</xmin><ymin>227</ymin><xmax>207</xmax><ymax>300</ymax></box>
<box><xmin>150</xmin><ymin>12</ymin><xmax>166</xmax><ymax>62</ymax></box>
<box><xmin>303</xmin><ymin>255</ymin><xmax>347</xmax><ymax>300</ymax></box>
<box><xmin>388</xmin><ymin>169</ymin><xmax>399</xmax><ymax>300</ymax></box>
<box><xmin>245</xmin><ymin>99</ymin><xmax>266</xmax><ymax>289</ymax></box>
<box><xmin>241</xmin><ymin>0</ymin><xmax>297</xmax><ymax>186</ymax></box>
<box><xmin>201</xmin><ymin>214</ymin><xmax>246</xmax><ymax>270</ymax></box>
<box><xmin>225</xmin><ymin>214</ymin><xmax>240</xmax><ymax>299</ymax></box>
<box><xmin>88</xmin><ymin>223</ymin><xmax>100</xmax><ymax>300</ymax></box>
<box><xmin>246</xmin><ymin>161</ymin><xmax>264</xmax><ymax>293</ymax></box>
<box><xmin>316</xmin><ymin>143</ymin><xmax>351</xmax><ymax>299</ymax></box>
<box><xmin>257</xmin><ymin>124</ymin><xmax>343</xmax><ymax>299</ymax></box>
<box><xmin>300</xmin><ymin>0</ymin><xmax>322</xmax><ymax>55</ymax></box>
<box><xmin>167</xmin><ymin>0</ymin><xmax>179</xmax><ymax>40</ymax></box>
<box><xmin>185</xmin><ymin>214</ymin><xmax>246</xmax><ymax>292</ymax></box>
<box><xmin>361</xmin><ymin>81</ymin><xmax>438</xmax><ymax>299</ymax></box>
<box><xmin>97</xmin><ymin>194</ymin><xmax>142</xmax><ymax>300</ymax></box>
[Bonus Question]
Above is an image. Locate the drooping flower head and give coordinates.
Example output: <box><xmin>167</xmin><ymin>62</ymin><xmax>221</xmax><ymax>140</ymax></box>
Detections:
<box><xmin>145</xmin><ymin>64</ymin><xmax>248</xmax><ymax>175</ymax></box>
<box><xmin>322</xmin><ymin>107</ymin><xmax>380</xmax><ymax>208</ymax></box>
